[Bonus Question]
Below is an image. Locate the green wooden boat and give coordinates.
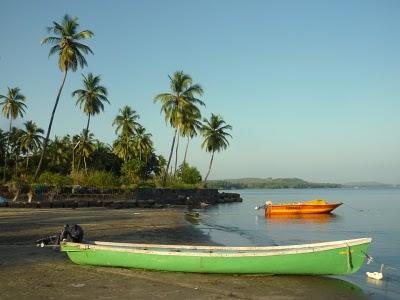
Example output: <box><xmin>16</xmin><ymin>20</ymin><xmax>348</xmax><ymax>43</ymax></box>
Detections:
<box><xmin>60</xmin><ymin>238</ymin><xmax>371</xmax><ymax>275</ymax></box>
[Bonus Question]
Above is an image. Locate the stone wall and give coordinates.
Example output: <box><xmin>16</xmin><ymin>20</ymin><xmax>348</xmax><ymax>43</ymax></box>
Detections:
<box><xmin>134</xmin><ymin>188</ymin><xmax>220</xmax><ymax>205</ymax></box>
<box><xmin>0</xmin><ymin>188</ymin><xmax>242</xmax><ymax>209</ymax></box>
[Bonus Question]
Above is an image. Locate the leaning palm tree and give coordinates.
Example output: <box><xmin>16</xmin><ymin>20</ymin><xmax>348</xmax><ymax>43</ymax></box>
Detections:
<box><xmin>35</xmin><ymin>14</ymin><xmax>94</xmax><ymax>180</ymax></box>
<box><xmin>154</xmin><ymin>71</ymin><xmax>204</xmax><ymax>185</ymax></box>
<box><xmin>112</xmin><ymin>106</ymin><xmax>141</xmax><ymax>138</ymax></box>
<box><xmin>18</xmin><ymin>121</ymin><xmax>44</xmax><ymax>168</ymax></box>
<box><xmin>201</xmin><ymin>114</ymin><xmax>232</xmax><ymax>182</ymax></box>
<box><xmin>180</xmin><ymin>109</ymin><xmax>202</xmax><ymax>165</ymax></box>
<box><xmin>0</xmin><ymin>87</ymin><xmax>27</xmax><ymax>179</ymax></box>
<box><xmin>73</xmin><ymin>73</ymin><xmax>109</xmax><ymax>133</ymax></box>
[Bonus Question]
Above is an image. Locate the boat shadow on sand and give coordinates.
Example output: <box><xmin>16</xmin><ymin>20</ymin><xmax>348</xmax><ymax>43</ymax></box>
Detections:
<box><xmin>75</xmin><ymin>266</ymin><xmax>369</xmax><ymax>300</ymax></box>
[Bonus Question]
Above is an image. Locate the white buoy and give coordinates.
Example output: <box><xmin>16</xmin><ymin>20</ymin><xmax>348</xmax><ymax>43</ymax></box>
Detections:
<box><xmin>366</xmin><ymin>264</ymin><xmax>384</xmax><ymax>280</ymax></box>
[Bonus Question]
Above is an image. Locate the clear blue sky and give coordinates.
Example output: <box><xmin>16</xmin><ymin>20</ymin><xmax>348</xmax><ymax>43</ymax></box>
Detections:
<box><xmin>1</xmin><ymin>0</ymin><xmax>399</xmax><ymax>183</ymax></box>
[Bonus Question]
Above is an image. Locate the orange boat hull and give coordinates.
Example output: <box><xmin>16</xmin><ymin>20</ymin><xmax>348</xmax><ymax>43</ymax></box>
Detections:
<box><xmin>265</xmin><ymin>203</ymin><xmax>342</xmax><ymax>216</ymax></box>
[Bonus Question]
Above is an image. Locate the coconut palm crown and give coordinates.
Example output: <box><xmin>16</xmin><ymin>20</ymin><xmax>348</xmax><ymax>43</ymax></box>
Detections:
<box><xmin>18</xmin><ymin>121</ymin><xmax>44</xmax><ymax>168</ymax></box>
<box><xmin>73</xmin><ymin>72</ymin><xmax>109</xmax><ymax>132</ymax></box>
<box><xmin>134</xmin><ymin>126</ymin><xmax>153</xmax><ymax>161</ymax></box>
<box><xmin>19</xmin><ymin>121</ymin><xmax>44</xmax><ymax>153</ymax></box>
<box><xmin>42</xmin><ymin>14</ymin><xmax>94</xmax><ymax>72</ymax></box>
<box><xmin>201</xmin><ymin>114</ymin><xmax>232</xmax><ymax>182</ymax></box>
<box><xmin>76</xmin><ymin>129</ymin><xmax>96</xmax><ymax>174</ymax></box>
<box><xmin>154</xmin><ymin>71</ymin><xmax>204</xmax><ymax>127</ymax></box>
<box><xmin>112</xmin><ymin>106</ymin><xmax>141</xmax><ymax>138</ymax></box>
<box><xmin>0</xmin><ymin>87</ymin><xmax>27</xmax><ymax>121</ymax></box>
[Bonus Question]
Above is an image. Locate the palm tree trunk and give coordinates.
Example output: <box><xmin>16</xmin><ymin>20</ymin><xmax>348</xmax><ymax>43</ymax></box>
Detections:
<box><xmin>3</xmin><ymin>118</ymin><xmax>12</xmax><ymax>180</ymax></box>
<box><xmin>204</xmin><ymin>151</ymin><xmax>215</xmax><ymax>182</ymax></box>
<box><xmin>183</xmin><ymin>136</ymin><xmax>190</xmax><ymax>164</ymax></box>
<box><xmin>174</xmin><ymin>133</ymin><xmax>180</xmax><ymax>175</ymax></box>
<box><xmin>162</xmin><ymin>129</ymin><xmax>177</xmax><ymax>186</ymax></box>
<box><xmin>77</xmin><ymin>155</ymin><xmax>82</xmax><ymax>171</ymax></box>
<box><xmin>14</xmin><ymin>153</ymin><xmax>18</xmax><ymax>176</ymax></box>
<box><xmin>84</xmin><ymin>156</ymin><xmax>87</xmax><ymax>175</ymax></box>
<box><xmin>82</xmin><ymin>114</ymin><xmax>91</xmax><ymax>174</ymax></box>
<box><xmin>86</xmin><ymin>114</ymin><xmax>91</xmax><ymax>133</ymax></box>
<box><xmin>72</xmin><ymin>148</ymin><xmax>75</xmax><ymax>172</ymax></box>
<box><xmin>72</xmin><ymin>140</ymin><xmax>79</xmax><ymax>172</ymax></box>
<box><xmin>34</xmin><ymin>69</ymin><xmax>68</xmax><ymax>180</ymax></box>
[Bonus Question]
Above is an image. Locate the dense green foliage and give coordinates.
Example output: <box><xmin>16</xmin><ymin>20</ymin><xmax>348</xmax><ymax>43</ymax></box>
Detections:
<box><xmin>207</xmin><ymin>178</ymin><xmax>342</xmax><ymax>189</ymax></box>
<box><xmin>177</xmin><ymin>163</ymin><xmax>202</xmax><ymax>184</ymax></box>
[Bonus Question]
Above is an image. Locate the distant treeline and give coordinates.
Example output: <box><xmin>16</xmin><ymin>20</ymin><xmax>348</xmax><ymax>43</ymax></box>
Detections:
<box><xmin>207</xmin><ymin>178</ymin><xmax>342</xmax><ymax>189</ymax></box>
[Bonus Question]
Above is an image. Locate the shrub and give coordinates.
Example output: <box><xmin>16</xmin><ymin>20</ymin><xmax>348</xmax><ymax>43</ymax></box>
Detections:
<box><xmin>38</xmin><ymin>171</ymin><xmax>72</xmax><ymax>187</ymax></box>
<box><xmin>70</xmin><ymin>170</ymin><xmax>119</xmax><ymax>188</ymax></box>
<box><xmin>121</xmin><ymin>159</ymin><xmax>146</xmax><ymax>184</ymax></box>
<box><xmin>69</xmin><ymin>170</ymin><xmax>86</xmax><ymax>186</ymax></box>
<box><xmin>177</xmin><ymin>163</ymin><xmax>202</xmax><ymax>184</ymax></box>
<box><xmin>85</xmin><ymin>170</ymin><xmax>120</xmax><ymax>188</ymax></box>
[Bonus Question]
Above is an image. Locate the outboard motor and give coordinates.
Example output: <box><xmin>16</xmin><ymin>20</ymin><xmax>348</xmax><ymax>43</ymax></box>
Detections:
<box><xmin>36</xmin><ymin>224</ymin><xmax>84</xmax><ymax>247</ymax></box>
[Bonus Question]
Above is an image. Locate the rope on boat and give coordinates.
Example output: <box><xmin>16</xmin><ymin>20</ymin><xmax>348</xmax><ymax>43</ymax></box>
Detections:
<box><xmin>346</xmin><ymin>243</ymin><xmax>353</xmax><ymax>272</ymax></box>
<box><xmin>342</xmin><ymin>203</ymin><xmax>365</xmax><ymax>213</ymax></box>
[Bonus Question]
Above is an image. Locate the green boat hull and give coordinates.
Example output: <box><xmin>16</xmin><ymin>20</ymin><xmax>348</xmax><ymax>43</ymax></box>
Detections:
<box><xmin>61</xmin><ymin>239</ymin><xmax>370</xmax><ymax>275</ymax></box>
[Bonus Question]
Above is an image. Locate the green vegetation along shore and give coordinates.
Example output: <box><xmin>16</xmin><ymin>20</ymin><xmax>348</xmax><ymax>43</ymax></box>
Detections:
<box><xmin>207</xmin><ymin>178</ymin><xmax>342</xmax><ymax>189</ymax></box>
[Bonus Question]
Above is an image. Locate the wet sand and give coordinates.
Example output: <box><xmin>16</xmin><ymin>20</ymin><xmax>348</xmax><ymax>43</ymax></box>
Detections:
<box><xmin>0</xmin><ymin>208</ymin><xmax>368</xmax><ymax>299</ymax></box>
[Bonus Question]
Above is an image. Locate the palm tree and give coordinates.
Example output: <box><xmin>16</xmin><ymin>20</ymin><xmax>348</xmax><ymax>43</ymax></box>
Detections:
<box><xmin>201</xmin><ymin>114</ymin><xmax>232</xmax><ymax>182</ymax></box>
<box><xmin>47</xmin><ymin>136</ymin><xmax>69</xmax><ymax>171</ymax></box>
<box><xmin>8</xmin><ymin>127</ymin><xmax>24</xmax><ymax>176</ymax></box>
<box><xmin>69</xmin><ymin>134</ymin><xmax>80</xmax><ymax>172</ymax></box>
<box><xmin>180</xmin><ymin>109</ymin><xmax>202</xmax><ymax>165</ymax></box>
<box><xmin>73</xmin><ymin>73</ymin><xmax>109</xmax><ymax>133</ymax></box>
<box><xmin>0</xmin><ymin>87</ymin><xmax>27</xmax><ymax>179</ymax></box>
<box><xmin>113</xmin><ymin>136</ymin><xmax>134</xmax><ymax>163</ymax></box>
<box><xmin>154</xmin><ymin>71</ymin><xmax>204</xmax><ymax>185</ymax></box>
<box><xmin>76</xmin><ymin>129</ymin><xmax>96</xmax><ymax>174</ymax></box>
<box><xmin>133</xmin><ymin>126</ymin><xmax>153</xmax><ymax>162</ymax></box>
<box><xmin>18</xmin><ymin>121</ymin><xmax>44</xmax><ymax>168</ymax></box>
<box><xmin>112</xmin><ymin>106</ymin><xmax>141</xmax><ymax>138</ymax></box>
<box><xmin>35</xmin><ymin>14</ymin><xmax>94</xmax><ymax>180</ymax></box>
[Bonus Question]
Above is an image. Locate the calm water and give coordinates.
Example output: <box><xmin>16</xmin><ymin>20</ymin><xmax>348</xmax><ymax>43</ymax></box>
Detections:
<box><xmin>195</xmin><ymin>188</ymin><xmax>400</xmax><ymax>300</ymax></box>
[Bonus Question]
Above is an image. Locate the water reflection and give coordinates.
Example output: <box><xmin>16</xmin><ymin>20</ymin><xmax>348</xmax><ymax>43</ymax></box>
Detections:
<box><xmin>266</xmin><ymin>213</ymin><xmax>340</xmax><ymax>224</ymax></box>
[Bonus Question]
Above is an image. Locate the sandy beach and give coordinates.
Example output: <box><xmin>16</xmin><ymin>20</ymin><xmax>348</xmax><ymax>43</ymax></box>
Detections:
<box><xmin>0</xmin><ymin>207</ymin><xmax>368</xmax><ymax>300</ymax></box>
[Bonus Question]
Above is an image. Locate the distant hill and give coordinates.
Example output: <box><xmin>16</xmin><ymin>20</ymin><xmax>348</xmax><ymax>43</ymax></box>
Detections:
<box><xmin>206</xmin><ymin>178</ymin><xmax>342</xmax><ymax>189</ymax></box>
<box><xmin>343</xmin><ymin>181</ymin><xmax>398</xmax><ymax>188</ymax></box>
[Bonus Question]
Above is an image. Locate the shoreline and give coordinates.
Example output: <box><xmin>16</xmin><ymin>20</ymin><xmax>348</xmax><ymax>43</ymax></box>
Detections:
<box><xmin>0</xmin><ymin>207</ymin><xmax>368</xmax><ymax>299</ymax></box>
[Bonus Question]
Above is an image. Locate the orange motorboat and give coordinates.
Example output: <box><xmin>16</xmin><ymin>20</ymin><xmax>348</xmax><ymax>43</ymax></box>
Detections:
<box><xmin>264</xmin><ymin>199</ymin><xmax>342</xmax><ymax>216</ymax></box>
